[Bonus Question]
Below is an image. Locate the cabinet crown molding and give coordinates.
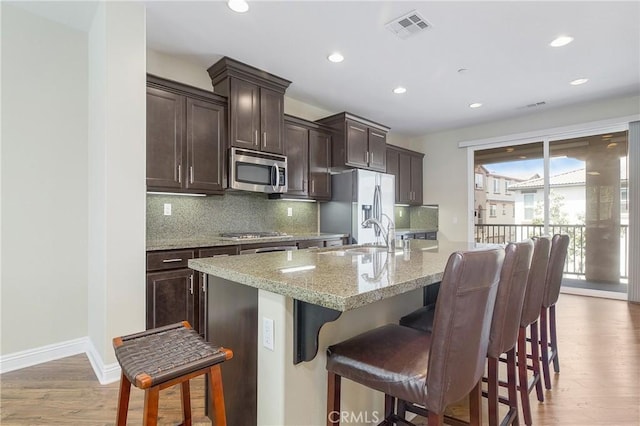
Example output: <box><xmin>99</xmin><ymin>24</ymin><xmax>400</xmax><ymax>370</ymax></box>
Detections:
<box><xmin>207</xmin><ymin>56</ymin><xmax>291</xmax><ymax>94</ymax></box>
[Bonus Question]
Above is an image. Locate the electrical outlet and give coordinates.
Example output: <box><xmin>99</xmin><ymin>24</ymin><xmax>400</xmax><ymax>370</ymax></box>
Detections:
<box><xmin>163</xmin><ymin>203</ymin><xmax>172</xmax><ymax>216</ymax></box>
<box><xmin>263</xmin><ymin>317</ymin><xmax>274</xmax><ymax>351</ymax></box>
<box><xmin>287</xmin><ymin>207</ymin><xmax>293</xmax><ymax>217</ymax></box>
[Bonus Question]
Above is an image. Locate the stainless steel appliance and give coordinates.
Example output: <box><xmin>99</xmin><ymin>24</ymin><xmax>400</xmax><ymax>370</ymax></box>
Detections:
<box><xmin>229</xmin><ymin>147</ymin><xmax>287</xmax><ymax>194</ymax></box>
<box><xmin>320</xmin><ymin>169</ymin><xmax>395</xmax><ymax>245</ymax></box>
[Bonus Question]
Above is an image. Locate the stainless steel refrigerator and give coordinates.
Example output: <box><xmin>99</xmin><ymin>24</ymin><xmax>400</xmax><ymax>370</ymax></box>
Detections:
<box><xmin>320</xmin><ymin>169</ymin><xmax>395</xmax><ymax>245</ymax></box>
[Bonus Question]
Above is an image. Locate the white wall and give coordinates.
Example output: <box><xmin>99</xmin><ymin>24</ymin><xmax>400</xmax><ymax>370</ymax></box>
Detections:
<box><xmin>411</xmin><ymin>95</ymin><xmax>640</xmax><ymax>242</ymax></box>
<box><xmin>88</xmin><ymin>2</ymin><xmax>146</xmax><ymax>369</ymax></box>
<box><xmin>1</xmin><ymin>4</ymin><xmax>89</xmax><ymax>354</ymax></box>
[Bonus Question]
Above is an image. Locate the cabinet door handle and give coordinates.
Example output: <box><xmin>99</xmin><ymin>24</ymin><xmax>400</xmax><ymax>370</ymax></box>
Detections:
<box><xmin>365</xmin><ymin>151</ymin><xmax>369</xmax><ymax>164</ymax></box>
<box><xmin>177</xmin><ymin>164</ymin><xmax>182</xmax><ymax>184</ymax></box>
<box><xmin>255</xmin><ymin>130</ymin><xmax>258</xmax><ymax>145</ymax></box>
<box><xmin>311</xmin><ymin>179</ymin><xmax>315</xmax><ymax>194</ymax></box>
<box><xmin>370</xmin><ymin>152</ymin><xmax>374</xmax><ymax>164</ymax></box>
<box><xmin>201</xmin><ymin>273</ymin><xmax>206</xmax><ymax>293</ymax></box>
<box><xmin>162</xmin><ymin>258</ymin><xmax>183</xmax><ymax>263</ymax></box>
<box><xmin>189</xmin><ymin>166</ymin><xmax>194</xmax><ymax>184</ymax></box>
<box><xmin>189</xmin><ymin>274</ymin><xmax>194</xmax><ymax>295</ymax></box>
<box><xmin>263</xmin><ymin>132</ymin><xmax>267</xmax><ymax>147</ymax></box>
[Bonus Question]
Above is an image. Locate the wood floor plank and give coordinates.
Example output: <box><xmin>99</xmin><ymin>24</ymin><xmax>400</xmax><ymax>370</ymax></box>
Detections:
<box><xmin>1</xmin><ymin>294</ymin><xmax>638</xmax><ymax>425</ymax></box>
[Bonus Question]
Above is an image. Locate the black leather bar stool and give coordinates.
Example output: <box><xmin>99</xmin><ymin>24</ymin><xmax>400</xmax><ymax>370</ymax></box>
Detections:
<box><xmin>517</xmin><ymin>236</ymin><xmax>551</xmax><ymax>426</ymax></box>
<box><xmin>397</xmin><ymin>240</ymin><xmax>534</xmax><ymax>426</ymax></box>
<box><xmin>540</xmin><ymin>234</ymin><xmax>570</xmax><ymax>390</ymax></box>
<box><xmin>326</xmin><ymin>247</ymin><xmax>505</xmax><ymax>426</ymax></box>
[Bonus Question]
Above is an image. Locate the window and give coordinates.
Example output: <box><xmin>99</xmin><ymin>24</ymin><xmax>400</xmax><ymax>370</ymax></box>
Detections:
<box><xmin>493</xmin><ymin>178</ymin><xmax>500</xmax><ymax>194</ymax></box>
<box><xmin>524</xmin><ymin>194</ymin><xmax>535</xmax><ymax>220</ymax></box>
<box><xmin>504</xmin><ymin>180</ymin><xmax>511</xmax><ymax>194</ymax></box>
<box><xmin>489</xmin><ymin>204</ymin><xmax>497</xmax><ymax>217</ymax></box>
<box><xmin>475</xmin><ymin>173</ymin><xmax>484</xmax><ymax>189</ymax></box>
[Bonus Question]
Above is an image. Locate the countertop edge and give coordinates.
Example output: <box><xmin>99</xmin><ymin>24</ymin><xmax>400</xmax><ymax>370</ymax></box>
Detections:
<box><xmin>189</xmin><ymin>257</ymin><xmax>443</xmax><ymax>312</ymax></box>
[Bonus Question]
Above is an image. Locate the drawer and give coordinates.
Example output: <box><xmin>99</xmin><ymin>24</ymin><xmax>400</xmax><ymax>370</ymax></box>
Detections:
<box><xmin>199</xmin><ymin>246</ymin><xmax>239</xmax><ymax>258</ymax></box>
<box><xmin>325</xmin><ymin>239</ymin><xmax>344</xmax><ymax>247</ymax></box>
<box><xmin>425</xmin><ymin>232</ymin><xmax>437</xmax><ymax>240</ymax></box>
<box><xmin>298</xmin><ymin>240</ymin><xmax>323</xmax><ymax>249</ymax></box>
<box><xmin>146</xmin><ymin>249</ymin><xmax>195</xmax><ymax>271</ymax></box>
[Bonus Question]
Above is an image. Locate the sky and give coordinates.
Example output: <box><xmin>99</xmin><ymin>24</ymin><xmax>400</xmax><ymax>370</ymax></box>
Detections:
<box><xmin>484</xmin><ymin>157</ymin><xmax>585</xmax><ymax>180</ymax></box>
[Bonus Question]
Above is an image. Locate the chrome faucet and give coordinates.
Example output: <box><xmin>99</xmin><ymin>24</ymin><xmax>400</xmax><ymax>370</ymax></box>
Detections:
<box><xmin>362</xmin><ymin>213</ymin><xmax>396</xmax><ymax>253</ymax></box>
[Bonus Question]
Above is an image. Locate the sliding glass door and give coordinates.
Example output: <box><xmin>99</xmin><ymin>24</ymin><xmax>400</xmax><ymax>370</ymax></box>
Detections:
<box><xmin>473</xmin><ymin>131</ymin><xmax>629</xmax><ymax>292</ymax></box>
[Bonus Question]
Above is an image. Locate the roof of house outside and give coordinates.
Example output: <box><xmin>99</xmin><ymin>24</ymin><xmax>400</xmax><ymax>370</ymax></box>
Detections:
<box><xmin>509</xmin><ymin>168</ymin><xmax>585</xmax><ymax>190</ymax></box>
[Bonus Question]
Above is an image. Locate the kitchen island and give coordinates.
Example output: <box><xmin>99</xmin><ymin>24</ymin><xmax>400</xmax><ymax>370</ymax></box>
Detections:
<box><xmin>188</xmin><ymin>239</ymin><xmax>481</xmax><ymax>425</ymax></box>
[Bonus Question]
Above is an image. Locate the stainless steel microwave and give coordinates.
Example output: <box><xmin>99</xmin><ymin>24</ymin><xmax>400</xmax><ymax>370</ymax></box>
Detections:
<box><xmin>229</xmin><ymin>147</ymin><xmax>287</xmax><ymax>194</ymax></box>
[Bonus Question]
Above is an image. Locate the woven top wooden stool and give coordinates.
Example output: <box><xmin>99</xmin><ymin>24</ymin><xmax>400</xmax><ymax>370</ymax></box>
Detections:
<box><xmin>113</xmin><ymin>321</ymin><xmax>233</xmax><ymax>426</ymax></box>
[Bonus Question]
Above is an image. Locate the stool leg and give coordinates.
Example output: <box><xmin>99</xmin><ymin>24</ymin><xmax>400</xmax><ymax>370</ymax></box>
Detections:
<box><xmin>540</xmin><ymin>307</ymin><xmax>552</xmax><ymax>390</ymax></box>
<box><xmin>208</xmin><ymin>365</ymin><xmax>227</xmax><ymax>426</ymax></box>
<box><xmin>327</xmin><ymin>372</ymin><xmax>341</xmax><ymax>425</ymax></box>
<box><xmin>487</xmin><ymin>357</ymin><xmax>499</xmax><ymax>426</ymax></box>
<box><xmin>427</xmin><ymin>412</ymin><xmax>444</xmax><ymax>426</ymax></box>
<box><xmin>530</xmin><ymin>321</ymin><xmax>544</xmax><ymax>402</ymax></box>
<box><xmin>517</xmin><ymin>327</ymin><xmax>532</xmax><ymax>426</ymax></box>
<box><xmin>115</xmin><ymin>372</ymin><xmax>131</xmax><ymax>426</ymax></box>
<box><xmin>469</xmin><ymin>380</ymin><xmax>482</xmax><ymax>426</ymax></box>
<box><xmin>143</xmin><ymin>386</ymin><xmax>160</xmax><ymax>426</ymax></box>
<box><xmin>384</xmin><ymin>394</ymin><xmax>395</xmax><ymax>422</ymax></box>
<box><xmin>550</xmin><ymin>305</ymin><xmax>560</xmax><ymax>373</ymax></box>
<box><xmin>181</xmin><ymin>380</ymin><xmax>192</xmax><ymax>426</ymax></box>
<box><xmin>506</xmin><ymin>347</ymin><xmax>519</xmax><ymax>426</ymax></box>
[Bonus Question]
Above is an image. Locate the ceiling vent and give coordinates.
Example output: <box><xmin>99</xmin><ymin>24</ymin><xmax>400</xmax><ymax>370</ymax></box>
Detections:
<box><xmin>385</xmin><ymin>10</ymin><xmax>432</xmax><ymax>40</ymax></box>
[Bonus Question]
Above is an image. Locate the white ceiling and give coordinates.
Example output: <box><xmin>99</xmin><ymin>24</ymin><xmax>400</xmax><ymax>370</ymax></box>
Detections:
<box><xmin>14</xmin><ymin>1</ymin><xmax>640</xmax><ymax>136</ymax></box>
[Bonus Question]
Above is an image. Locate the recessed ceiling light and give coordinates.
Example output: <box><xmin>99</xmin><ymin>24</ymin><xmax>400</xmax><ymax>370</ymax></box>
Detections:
<box><xmin>607</xmin><ymin>142</ymin><xmax>618</xmax><ymax>148</ymax></box>
<box><xmin>550</xmin><ymin>36</ymin><xmax>574</xmax><ymax>47</ymax></box>
<box><xmin>570</xmin><ymin>78</ymin><xmax>589</xmax><ymax>86</ymax></box>
<box><xmin>393</xmin><ymin>87</ymin><xmax>407</xmax><ymax>94</ymax></box>
<box><xmin>469</xmin><ymin>103</ymin><xmax>483</xmax><ymax>108</ymax></box>
<box><xmin>227</xmin><ymin>0</ymin><xmax>249</xmax><ymax>13</ymax></box>
<box><xmin>506</xmin><ymin>147</ymin><xmax>515</xmax><ymax>152</ymax></box>
<box><xmin>327</xmin><ymin>52</ymin><xmax>344</xmax><ymax>63</ymax></box>
<box><xmin>587</xmin><ymin>171</ymin><xmax>600</xmax><ymax>176</ymax></box>
<box><xmin>519</xmin><ymin>155</ymin><xmax>527</xmax><ymax>159</ymax></box>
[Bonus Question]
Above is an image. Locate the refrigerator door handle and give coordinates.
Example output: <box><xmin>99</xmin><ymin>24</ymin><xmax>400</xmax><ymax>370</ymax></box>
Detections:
<box><xmin>373</xmin><ymin>184</ymin><xmax>381</xmax><ymax>237</ymax></box>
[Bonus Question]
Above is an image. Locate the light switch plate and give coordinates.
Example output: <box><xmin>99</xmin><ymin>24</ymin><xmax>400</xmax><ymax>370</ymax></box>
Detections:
<box><xmin>287</xmin><ymin>207</ymin><xmax>293</xmax><ymax>217</ymax></box>
<box><xmin>163</xmin><ymin>203</ymin><xmax>172</xmax><ymax>216</ymax></box>
<box><xmin>263</xmin><ymin>317</ymin><xmax>274</xmax><ymax>351</ymax></box>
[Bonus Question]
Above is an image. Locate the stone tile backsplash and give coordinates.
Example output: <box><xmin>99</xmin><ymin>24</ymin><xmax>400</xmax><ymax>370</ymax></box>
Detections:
<box><xmin>147</xmin><ymin>192</ymin><xmax>438</xmax><ymax>241</ymax></box>
<box><xmin>147</xmin><ymin>192</ymin><xmax>318</xmax><ymax>240</ymax></box>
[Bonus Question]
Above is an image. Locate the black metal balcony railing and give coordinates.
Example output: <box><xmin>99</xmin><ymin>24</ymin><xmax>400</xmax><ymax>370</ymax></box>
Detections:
<box><xmin>474</xmin><ymin>224</ymin><xmax>629</xmax><ymax>279</ymax></box>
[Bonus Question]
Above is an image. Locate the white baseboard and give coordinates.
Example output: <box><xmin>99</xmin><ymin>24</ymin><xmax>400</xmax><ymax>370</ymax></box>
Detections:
<box><xmin>560</xmin><ymin>286</ymin><xmax>627</xmax><ymax>301</ymax></box>
<box><xmin>0</xmin><ymin>337</ymin><xmax>121</xmax><ymax>385</ymax></box>
<box><xmin>85</xmin><ymin>338</ymin><xmax>121</xmax><ymax>384</ymax></box>
<box><xmin>0</xmin><ymin>337</ymin><xmax>88</xmax><ymax>374</ymax></box>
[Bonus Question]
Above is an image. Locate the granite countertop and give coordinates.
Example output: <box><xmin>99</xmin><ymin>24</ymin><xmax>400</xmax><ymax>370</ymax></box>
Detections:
<box><xmin>147</xmin><ymin>233</ymin><xmax>348</xmax><ymax>251</ymax></box>
<box><xmin>189</xmin><ymin>240</ymin><xmax>493</xmax><ymax>312</ymax></box>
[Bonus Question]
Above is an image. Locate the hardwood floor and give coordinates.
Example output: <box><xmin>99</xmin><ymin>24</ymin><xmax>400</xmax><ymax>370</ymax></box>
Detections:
<box><xmin>1</xmin><ymin>294</ymin><xmax>639</xmax><ymax>425</ymax></box>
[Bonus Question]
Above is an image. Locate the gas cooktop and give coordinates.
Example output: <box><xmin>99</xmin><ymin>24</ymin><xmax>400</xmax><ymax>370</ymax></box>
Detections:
<box><xmin>219</xmin><ymin>231</ymin><xmax>291</xmax><ymax>241</ymax></box>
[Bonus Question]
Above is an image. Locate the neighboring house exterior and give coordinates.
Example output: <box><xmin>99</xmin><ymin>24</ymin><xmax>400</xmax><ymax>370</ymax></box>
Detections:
<box><xmin>474</xmin><ymin>165</ymin><xmax>525</xmax><ymax>225</ymax></box>
<box><xmin>510</xmin><ymin>168</ymin><xmax>629</xmax><ymax>226</ymax></box>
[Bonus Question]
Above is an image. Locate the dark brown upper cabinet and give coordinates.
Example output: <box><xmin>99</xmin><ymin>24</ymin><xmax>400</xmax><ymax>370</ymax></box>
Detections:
<box><xmin>146</xmin><ymin>75</ymin><xmax>226</xmax><ymax>195</ymax></box>
<box><xmin>208</xmin><ymin>57</ymin><xmax>291</xmax><ymax>155</ymax></box>
<box><xmin>283</xmin><ymin>115</ymin><xmax>332</xmax><ymax>201</ymax></box>
<box><xmin>284</xmin><ymin>120</ymin><xmax>309</xmax><ymax>197</ymax></box>
<box><xmin>308</xmin><ymin>128</ymin><xmax>332</xmax><ymax>200</ymax></box>
<box><xmin>316</xmin><ymin>112</ymin><xmax>389</xmax><ymax>172</ymax></box>
<box><xmin>386</xmin><ymin>145</ymin><xmax>424</xmax><ymax>205</ymax></box>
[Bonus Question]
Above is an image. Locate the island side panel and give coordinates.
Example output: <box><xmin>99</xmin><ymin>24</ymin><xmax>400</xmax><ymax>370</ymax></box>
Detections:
<box><xmin>206</xmin><ymin>275</ymin><xmax>258</xmax><ymax>425</ymax></box>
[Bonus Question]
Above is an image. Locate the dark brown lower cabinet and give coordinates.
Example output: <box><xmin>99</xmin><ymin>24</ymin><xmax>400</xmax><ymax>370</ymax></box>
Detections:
<box><xmin>146</xmin><ymin>268</ymin><xmax>195</xmax><ymax>330</ymax></box>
